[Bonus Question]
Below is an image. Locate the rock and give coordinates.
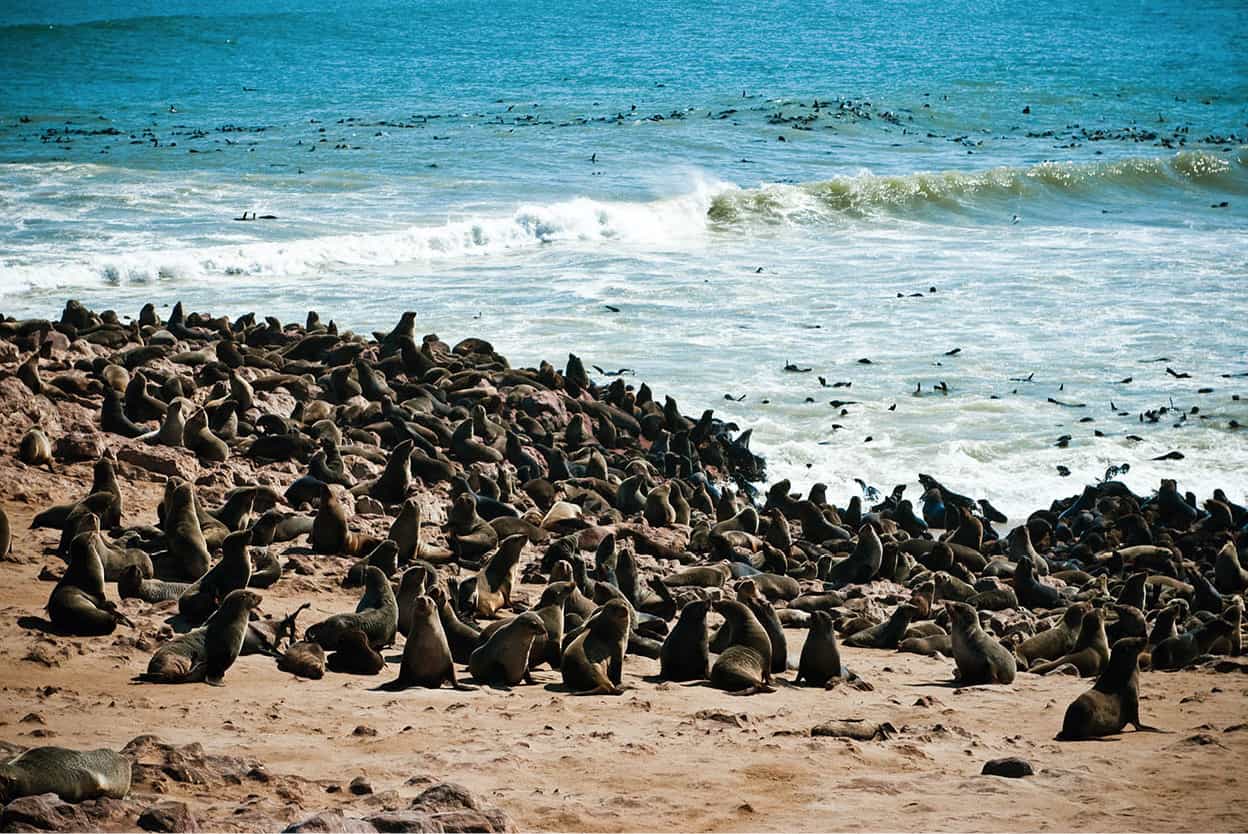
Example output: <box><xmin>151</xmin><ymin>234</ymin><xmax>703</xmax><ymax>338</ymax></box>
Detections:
<box><xmin>0</xmin><ymin>378</ymin><xmax>64</xmax><ymax>434</ymax></box>
<box><xmin>0</xmin><ymin>793</ymin><xmax>91</xmax><ymax>832</ymax></box>
<box><xmin>361</xmin><ymin>812</ymin><xmax>442</xmax><ymax>833</ymax></box>
<box><xmin>409</xmin><ymin>783</ymin><xmax>480</xmax><ymax>813</ymax></box>
<box><xmin>349</xmin><ymin>775</ymin><xmax>374</xmax><ymax>796</ymax></box>
<box><xmin>52</xmin><ymin>431</ymin><xmax>104</xmax><ymax>463</ymax></box>
<box><xmin>123</xmin><ymin>735</ymin><xmax>257</xmax><ymax>789</ymax></box>
<box><xmin>981</xmin><ymin>757</ymin><xmax>1035</xmax><ymax>778</ymax></box>
<box><xmin>404</xmin><ymin>782</ymin><xmax>515</xmax><ymax>832</ymax></box>
<box><xmin>284</xmin><ymin>811</ymin><xmax>379</xmax><ymax>833</ymax></box>
<box><xmin>693</xmin><ymin>710</ymin><xmax>750</xmax><ymax>728</ymax></box>
<box><xmin>351</xmin><ymin>725</ymin><xmax>378</xmax><ymax>737</ymax></box>
<box><xmin>137</xmin><ymin>800</ymin><xmax>199</xmax><ymax>832</ymax></box>
<box><xmin>117</xmin><ymin>445</ymin><xmax>199</xmax><ymax>480</ymax></box>
<box><xmin>811</xmin><ymin>720</ymin><xmax>896</xmax><ymax>741</ymax></box>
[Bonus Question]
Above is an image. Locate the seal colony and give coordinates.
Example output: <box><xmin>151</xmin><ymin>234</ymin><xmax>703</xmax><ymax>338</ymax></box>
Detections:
<box><xmin>0</xmin><ymin>298</ymin><xmax>1246</xmax><ymax>828</ymax></box>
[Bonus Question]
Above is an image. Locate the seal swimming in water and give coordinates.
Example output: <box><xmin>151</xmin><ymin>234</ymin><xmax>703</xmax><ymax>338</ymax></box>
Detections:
<box><xmin>562</xmin><ymin>599</ymin><xmax>631</xmax><ymax>695</ymax></box>
<box><xmin>945</xmin><ymin>600</ymin><xmax>1015</xmax><ymax>685</ymax></box>
<box><xmin>1057</xmin><ymin>637</ymin><xmax>1158</xmax><ymax>740</ymax></box>
<box><xmin>0</xmin><ymin>747</ymin><xmax>132</xmax><ymax>803</ymax></box>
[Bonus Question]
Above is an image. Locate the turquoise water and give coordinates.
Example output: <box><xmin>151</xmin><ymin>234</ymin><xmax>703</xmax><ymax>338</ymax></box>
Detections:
<box><xmin>1</xmin><ymin>0</ymin><xmax>1246</xmax><ymax>515</ymax></box>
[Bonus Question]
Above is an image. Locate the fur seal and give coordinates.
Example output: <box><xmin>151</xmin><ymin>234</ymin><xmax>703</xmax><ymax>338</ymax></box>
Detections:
<box><xmin>795</xmin><ymin>610</ymin><xmax>844</xmax><ymax>686</ymax></box>
<box><xmin>1058</xmin><ymin>637</ymin><xmax>1155</xmax><ymax>740</ymax></box>
<box><xmin>1029</xmin><ymin>609</ymin><xmax>1109</xmax><ymax>677</ymax></box>
<box><xmin>118</xmin><ymin>564</ymin><xmax>189</xmax><ymax>603</ymax></box>
<box><xmin>709</xmin><ymin>599</ymin><xmax>774</xmax><ymax>694</ymax></box>
<box><xmin>344</xmin><ymin>540</ymin><xmax>399</xmax><ymax>587</ymax></box>
<box><xmin>279</xmin><ymin>641</ymin><xmax>326</xmax><ymax>679</ymax></box>
<box><xmin>844</xmin><ymin>604</ymin><xmax>918</xmax><ymax>649</ymax></box>
<box><xmin>1151</xmin><ymin>616</ymin><xmax>1234</xmax><ymax>671</ymax></box>
<box><xmin>736</xmin><ymin>579</ymin><xmax>788</xmax><ymax>672</ymax></box>
<box><xmin>945</xmin><ymin>600</ymin><xmax>1016</xmax><ymax>685</ymax></box>
<box><xmin>561</xmin><ymin>599</ymin><xmax>631</xmax><ymax>694</ymax></box>
<box><xmin>472</xmin><ymin>534</ymin><xmax>524</xmax><ymax>617</ymax></box>
<box><xmin>159</xmin><ymin>481</ymin><xmax>211</xmax><ymax>581</ymax></box>
<box><xmin>431</xmin><ymin>585</ymin><xmax>481</xmax><ymax>664</ymax></box>
<box><xmin>327</xmin><ymin>627</ymin><xmax>386</xmax><ymax>675</ymax></box>
<box><xmin>1015</xmin><ymin>603</ymin><xmax>1088</xmax><ymax>667</ymax></box>
<box><xmin>659</xmin><ymin>599</ymin><xmax>711</xmax><ymax>681</ymax></box>
<box><xmin>379</xmin><ymin>595</ymin><xmax>474</xmax><ymax>690</ymax></box>
<box><xmin>468</xmin><ymin>611</ymin><xmax>545</xmax><ymax>687</ymax></box>
<box><xmin>0</xmin><ymin>506</ymin><xmax>11</xmax><ymax>557</ymax></box>
<box><xmin>826</xmin><ymin>524</ymin><xmax>883</xmax><ymax>586</ymax></box>
<box><xmin>47</xmin><ymin>533</ymin><xmax>131</xmax><ymax>635</ymax></box>
<box><xmin>0</xmin><ymin>747</ymin><xmax>132</xmax><ymax>804</ymax></box>
<box><xmin>139</xmin><ymin>589</ymin><xmax>262</xmax><ymax>685</ymax></box>
<box><xmin>177</xmin><ymin>529</ymin><xmax>252</xmax><ymax>623</ymax></box>
<box><xmin>311</xmin><ymin>484</ymin><xmax>375</xmax><ymax>556</ymax></box>
<box><xmin>18</xmin><ymin>426</ymin><xmax>53</xmax><ymax>465</ymax></box>
<box><xmin>305</xmin><ymin>566</ymin><xmax>398</xmax><ymax>650</ymax></box>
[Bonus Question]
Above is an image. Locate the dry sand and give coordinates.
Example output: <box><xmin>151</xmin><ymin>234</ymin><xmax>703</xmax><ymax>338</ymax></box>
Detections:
<box><xmin>3</xmin><ymin>456</ymin><xmax>1248</xmax><ymax>832</ymax></box>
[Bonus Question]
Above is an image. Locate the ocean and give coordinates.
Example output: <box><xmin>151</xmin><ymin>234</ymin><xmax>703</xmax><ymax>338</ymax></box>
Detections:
<box><xmin>1</xmin><ymin>0</ymin><xmax>1246</xmax><ymax>518</ymax></box>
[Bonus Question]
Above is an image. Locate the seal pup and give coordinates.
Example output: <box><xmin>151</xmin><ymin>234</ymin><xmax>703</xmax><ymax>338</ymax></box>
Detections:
<box><xmin>0</xmin><ymin>747</ymin><xmax>132</xmax><ymax>803</ymax></box>
<box><xmin>378</xmin><ymin>595</ymin><xmax>475</xmax><ymax>691</ymax></box>
<box><xmin>468</xmin><ymin>612</ymin><xmax>546</xmax><ymax>687</ymax></box>
<box><xmin>47</xmin><ymin>533</ymin><xmax>131</xmax><ymax>635</ymax></box>
<box><xmin>709</xmin><ymin>599</ymin><xmax>774</xmax><ymax>694</ymax></box>
<box><xmin>18</xmin><ymin>426</ymin><xmax>54</xmax><ymax>465</ymax></box>
<box><xmin>1058</xmin><ymin>637</ymin><xmax>1158</xmax><ymax>740</ymax></box>
<box><xmin>659</xmin><ymin>599</ymin><xmax>711</xmax><ymax>682</ymax></box>
<box><xmin>562</xmin><ymin>599</ymin><xmax>631</xmax><ymax>695</ymax></box>
<box><xmin>305</xmin><ymin>566</ymin><xmax>398</xmax><ymax>650</ymax></box>
<box><xmin>1030</xmin><ymin>609</ymin><xmax>1109</xmax><ymax>677</ymax></box>
<box><xmin>795</xmin><ymin>610</ymin><xmax>844</xmax><ymax>686</ymax></box>
<box><xmin>945</xmin><ymin>600</ymin><xmax>1015</xmax><ymax>685</ymax></box>
<box><xmin>327</xmin><ymin>627</ymin><xmax>386</xmax><ymax>675</ymax></box>
<box><xmin>278</xmin><ymin>641</ymin><xmax>326</xmax><ymax>679</ymax></box>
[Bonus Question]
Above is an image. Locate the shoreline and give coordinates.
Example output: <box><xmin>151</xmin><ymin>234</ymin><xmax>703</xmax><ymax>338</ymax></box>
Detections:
<box><xmin>0</xmin><ymin>299</ymin><xmax>1246</xmax><ymax>832</ymax></box>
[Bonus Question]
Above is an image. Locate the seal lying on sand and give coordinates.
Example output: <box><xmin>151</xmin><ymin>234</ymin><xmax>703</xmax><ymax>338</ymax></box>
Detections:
<box><xmin>0</xmin><ymin>747</ymin><xmax>132</xmax><ymax>803</ymax></box>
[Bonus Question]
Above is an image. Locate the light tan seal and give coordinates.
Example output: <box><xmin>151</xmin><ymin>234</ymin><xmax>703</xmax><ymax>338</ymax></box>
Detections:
<box><xmin>0</xmin><ymin>747</ymin><xmax>132</xmax><ymax>803</ymax></box>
